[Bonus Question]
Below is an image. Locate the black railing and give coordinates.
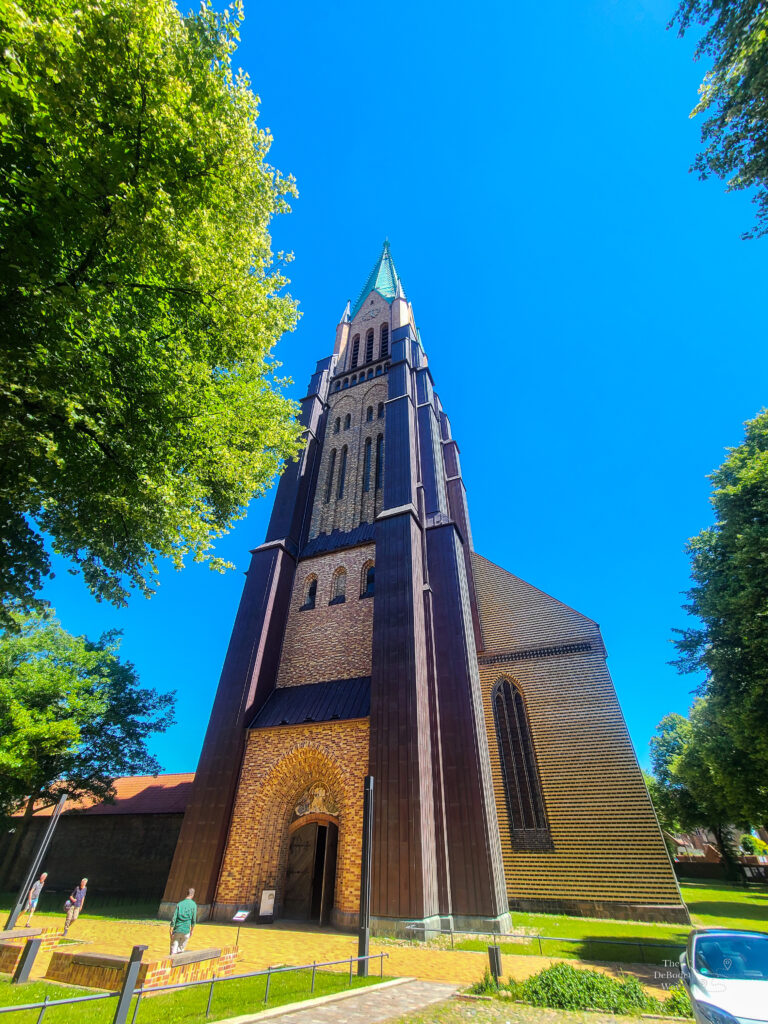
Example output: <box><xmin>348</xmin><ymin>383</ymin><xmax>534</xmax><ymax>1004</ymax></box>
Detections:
<box><xmin>404</xmin><ymin>923</ymin><xmax>684</xmax><ymax>965</ymax></box>
<box><xmin>0</xmin><ymin>951</ymin><xmax>389</xmax><ymax>1022</ymax></box>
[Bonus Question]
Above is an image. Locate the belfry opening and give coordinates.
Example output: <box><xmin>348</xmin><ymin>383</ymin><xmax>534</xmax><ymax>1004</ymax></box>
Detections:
<box><xmin>160</xmin><ymin>243</ymin><xmax>689</xmax><ymax>931</ymax></box>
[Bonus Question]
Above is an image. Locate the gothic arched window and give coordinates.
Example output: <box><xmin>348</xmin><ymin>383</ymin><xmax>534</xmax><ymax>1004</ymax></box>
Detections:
<box><xmin>492</xmin><ymin>679</ymin><xmax>552</xmax><ymax>850</ymax></box>
<box><xmin>344</xmin><ymin>413</ymin><xmax>351</xmax><ymax>430</ymax></box>
<box><xmin>365</xmin><ymin>329</ymin><xmax>374</xmax><ymax>363</ymax></box>
<box><xmin>351</xmin><ymin>335</ymin><xmax>360</xmax><ymax>368</ymax></box>
<box><xmin>325</xmin><ymin>449</ymin><xmax>336</xmax><ymax>503</ymax></box>
<box><xmin>362</xmin><ymin>437</ymin><xmax>372</xmax><ymax>493</ymax></box>
<box><xmin>367</xmin><ymin>369</ymin><xmax>373</xmax><ymax>379</ymax></box>
<box><xmin>343</xmin><ymin>378</ymin><xmax>349</xmax><ymax>389</ymax></box>
<box><xmin>366</xmin><ymin>406</ymin><xmax>373</xmax><ymax>422</ymax></box>
<box><xmin>375</xmin><ymin>365</ymin><xmax>382</xmax><ymax>376</ymax></box>
<box><xmin>375</xmin><ymin>434</ymin><xmax>384</xmax><ymax>491</ymax></box>
<box><xmin>333</xmin><ymin>417</ymin><xmax>340</xmax><ymax>434</ymax></box>
<box><xmin>330</xmin><ymin>567</ymin><xmax>346</xmax><ymax>604</ymax></box>
<box><xmin>361</xmin><ymin>561</ymin><xmax>375</xmax><ymax>597</ymax></box>
<box><xmin>351</xmin><ymin>374</ymin><xmax>357</xmax><ymax>385</ymax></box>
<box><xmin>337</xmin><ymin>445</ymin><xmax>348</xmax><ymax>499</ymax></box>
<box><xmin>302</xmin><ymin>576</ymin><xmax>317</xmax><ymax>610</ymax></box>
<box><xmin>380</xmin><ymin>323</ymin><xmax>389</xmax><ymax>358</ymax></box>
<box><xmin>377</xmin><ymin>402</ymin><xmax>384</xmax><ymax>419</ymax></box>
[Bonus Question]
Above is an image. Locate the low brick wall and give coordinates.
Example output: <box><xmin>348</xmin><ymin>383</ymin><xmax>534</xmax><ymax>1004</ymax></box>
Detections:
<box><xmin>45</xmin><ymin>946</ymin><xmax>239</xmax><ymax>990</ymax></box>
<box><xmin>0</xmin><ymin>928</ymin><xmax>62</xmax><ymax>975</ymax></box>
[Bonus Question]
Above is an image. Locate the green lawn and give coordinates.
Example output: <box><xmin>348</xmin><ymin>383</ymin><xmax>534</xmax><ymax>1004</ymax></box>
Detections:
<box><xmin>0</xmin><ymin>891</ymin><xmax>160</xmax><ymax>922</ymax></box>
<box><xmin>453</xmin><ymin>882</ymin><xmax>768</xmax><ymax>965</ymax></box>
<box><xmin>0</xmin><ymin>969</ymin><xmax>384</xmax><ymax>1022</ymax></box>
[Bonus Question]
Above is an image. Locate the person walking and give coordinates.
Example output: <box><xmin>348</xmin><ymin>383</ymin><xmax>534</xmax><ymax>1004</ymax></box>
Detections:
<box><xmin>25</xmin><ymin>872</ymin><xmax>47</xmax><ymax>927</ymax></box>
<box><xmin>63</xmin><ymin>878</ymin><xmax>87</xmax><ymax>935</ymax></box>
<box><xmin>169</xmin><ymin>888</ymin><xmax>197</xmax><ymax>955</ymax></box>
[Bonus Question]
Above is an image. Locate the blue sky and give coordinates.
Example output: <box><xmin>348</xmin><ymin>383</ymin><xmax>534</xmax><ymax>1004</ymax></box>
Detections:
<box><xmin>41</xmin><ymin>0</ymin><xmax>767</xmax><ymax>775</ymax></box>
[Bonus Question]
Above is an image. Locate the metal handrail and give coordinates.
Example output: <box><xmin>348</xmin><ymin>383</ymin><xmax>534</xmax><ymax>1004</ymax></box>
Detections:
<box><xmin>403</xmin><ymin>923</ymin><xmax>684</xmax><ymax>961</ymax></box>
<box><xmin>0</xmin><ymin>950</ymin><xmax>390</xmax><ymax>1022</ymax></box>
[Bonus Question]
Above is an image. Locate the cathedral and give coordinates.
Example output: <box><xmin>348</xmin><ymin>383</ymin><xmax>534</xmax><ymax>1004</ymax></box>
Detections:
<box><xmin>160</xmin><ymin>244</ymin><xmax>687</xmax><ymax>932</ymax></box>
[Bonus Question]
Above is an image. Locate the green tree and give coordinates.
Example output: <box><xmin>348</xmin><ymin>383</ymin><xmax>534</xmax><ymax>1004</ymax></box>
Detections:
<box><xmin>671</xmin><ymin>1</ymin><xmax>768</xmax><ymax>237</ymax></box>
<box><xmin>642</xmin><ymin>770</ymin><xmax>681</xmax><ymax>857</ymax></box>
<box><xmin>649</xmin><ymin>705</ymin><xmax>748</xmax><ymax>877</ymax></box>
<box><xmin>0</xmin><ymin>0</ymin><xmax>302</xmax><ymax>627</ymax></box>
<box><xmin>673</xmin><ymin>410</ymin><xmax>768</xmax><ymax>825</ymax></box>
<box><xmin>0</xmin><ymin>607</ymin><xmax>174</xmax><ymax>881</ymax></box>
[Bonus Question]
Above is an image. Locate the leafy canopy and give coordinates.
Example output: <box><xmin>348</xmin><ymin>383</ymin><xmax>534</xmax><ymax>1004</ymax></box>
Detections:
<box><xmin>0</xmin><ymin>0</ymin><xmax>303</xmax><ymax>625</ymax></box>
<box><xmin>0</xmin><ymin>607</ymin><xmax>175</xmax><ymax>817</ymax></box>
<box><xmin>672</xmin><ymin>409</ymin><xmax>768</xmax><ymax>824</ymax></box>
<box><xmin>672</xmin><ymin>0</ymin><xmax>768</xmax><ymax>236</ymax></box>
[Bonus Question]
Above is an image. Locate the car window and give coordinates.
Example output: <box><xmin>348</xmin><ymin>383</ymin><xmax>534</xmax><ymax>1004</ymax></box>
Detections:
<box><xmin>694</xmin><ymin>934</ymin><xmax>768</xmax><ymax>981</ymax></box>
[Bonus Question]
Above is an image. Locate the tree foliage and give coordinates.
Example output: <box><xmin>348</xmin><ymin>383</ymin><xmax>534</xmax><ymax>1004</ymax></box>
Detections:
<box><xmin>0</xmin><ymin>0</ymin><xmax>302</xmax><ymax>626</ymax></box>
<box><xmin>649</xmin><ymin>704</ymin><xmax>751</xmax><ymax>874</ymax></box>
<box><xmin>0</xmin><ymin>608</ymin><xmax>175</xmax><ymax>820</ymax></box>
<box><xmin>671</xmin><ymin>1</ymin><xmax>768</xmax><ymax>236</ymax></box>
<box><xmin>673</xmin><ymin>410</ymin><xmax>768</xmax><ymax>824</ymax></box>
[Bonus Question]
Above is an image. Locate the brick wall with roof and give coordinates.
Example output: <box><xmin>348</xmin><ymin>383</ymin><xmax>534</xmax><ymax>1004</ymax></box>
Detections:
<box><xmin>472</xmin><ymin>552</ymin><xmax>685</xmax><ymax>919</ymax></box>
<box><xmin>215</xmin><ymin>720</ymin><xmax>369</xmax><ymax>927</ymax></box>
<box><xmin>276</xmin><ymin>545</ymin><xmax>375</xmax><ymax>688</ymax></box>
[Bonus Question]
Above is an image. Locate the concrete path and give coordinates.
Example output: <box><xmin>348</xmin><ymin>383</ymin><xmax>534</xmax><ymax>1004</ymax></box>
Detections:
<box><xmin>264</xmin><ymin>980</ymin><xmax>458</xmax><ymax>1022</ymax></box>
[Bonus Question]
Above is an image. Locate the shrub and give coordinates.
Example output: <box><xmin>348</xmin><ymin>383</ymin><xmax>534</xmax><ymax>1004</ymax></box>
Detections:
<box><xmin>509</xmin><ymin>963</ymin><xmax>661</xmax><ymax>1013</ymax></box>
<box><xmin>662</xmin><ymin>983</ymin><xmax>694</xmax><ymax>1017</ymax></box>
<box><xmin>468</xmin><ymin>967</ymin><xmax>497</xmax><ymax>995</ymax></box>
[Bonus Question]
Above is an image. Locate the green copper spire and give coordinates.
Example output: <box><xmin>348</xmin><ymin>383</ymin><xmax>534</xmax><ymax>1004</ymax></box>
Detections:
<box><xmin>351</xmin><ymin>240</ymin><xmax>403</xmax><ymax>319</ymax></box>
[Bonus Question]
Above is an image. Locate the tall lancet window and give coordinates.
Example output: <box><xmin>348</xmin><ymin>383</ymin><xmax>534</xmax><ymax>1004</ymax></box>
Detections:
<box><xmin>492</xmin><ymin>679</ymin><xmax>552</xmax><ymax>850</ymax></box>
<box><xmin>380</xmin><ymin>323</ymin><xmax>389</xmax><ymax>358</ymax></box>
<box><xmin>330</xmin><ymin>567</ymin><xmax>346</xmax><ymax>604</ymax></box>
<box><xmin>337</xmin><ymin>446</ymin><xmax>348</xmax><ymax>499</ymax></box>
<box><xmin>351</xmin><ymin>335</ymin><xmax>360</xmax><ymax>368</ymax></box>
<box><xmin>375</xmin><ymin>434</ymin><xmax>384</xmax><ymax>491</ymax></box>
<box><xmin>362</xmin><ymin>437</ymin><xmax>372</xmax><ymax>493</ymax></box>
<box><xmin>325</xmin><ymin>450</ymin><xmax>336</xmax><ymax>503</ymax></box>
<box><xmin>365</xmin><ymin>329</ymin><xmax>374</xmax><ymax>363</ymax></box>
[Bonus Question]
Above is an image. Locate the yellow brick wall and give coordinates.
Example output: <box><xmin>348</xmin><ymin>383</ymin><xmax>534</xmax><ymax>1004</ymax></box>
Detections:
<box><xmin>276</xmin><ymin>546</ymin><xmax>375</xmax><ymax>688</ymax></box>
<box><xmin>479</xmin><ymin>653</ymin><xmax>682</xmax><ymax>909</ymax></box>
<box><xmin>310</xmin><ymin>378</ymin><xmax>387</xmax><ymax>539</ymax></box>
<box><xmin>216</xmin><ymin>720</ymin><xmax>369</xmax><ymax>922</ymax></box>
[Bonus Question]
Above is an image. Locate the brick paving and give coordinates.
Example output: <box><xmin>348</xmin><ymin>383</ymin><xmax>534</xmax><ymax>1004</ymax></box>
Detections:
<box><xmin>261</xmin><ymin>980</ymin><xmax>458</xmax><ymax>1023</ymax></box>
<box><xmin>15</xmin><ymin>913</ymin><xmax>669</xmax><ymax>998</ymax></box>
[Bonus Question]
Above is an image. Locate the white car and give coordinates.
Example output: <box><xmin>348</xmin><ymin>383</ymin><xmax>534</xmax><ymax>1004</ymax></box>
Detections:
<box><xmin>680</xmin><ymin>928</ymin><xmax>768</xmax><ymax>1024</ymax></box>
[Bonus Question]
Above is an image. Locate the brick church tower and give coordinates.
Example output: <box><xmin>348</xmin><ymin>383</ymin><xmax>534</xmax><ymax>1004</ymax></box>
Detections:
<box><xmin>161</xmin><ymin>245</ymin><xmax>687</xmax><ymax>930</ymax></box>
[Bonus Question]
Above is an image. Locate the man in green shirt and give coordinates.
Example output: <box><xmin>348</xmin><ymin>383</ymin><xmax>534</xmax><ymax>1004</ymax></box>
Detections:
<box><xmin>169</xmin><ymin>888</ymin><xmax>197</xmax><ymax>955</ymax></box>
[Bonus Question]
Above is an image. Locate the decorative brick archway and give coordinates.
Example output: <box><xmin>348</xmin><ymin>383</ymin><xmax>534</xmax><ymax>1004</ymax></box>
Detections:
<box><xmin>215</xmin><ymin>720</ymin><xmax>368</xmax><ymax>928</ymax></box>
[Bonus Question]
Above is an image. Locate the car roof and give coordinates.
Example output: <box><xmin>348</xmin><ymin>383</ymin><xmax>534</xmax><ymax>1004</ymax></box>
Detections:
<box><xmin>691</xmin><ymin>928</ymin><xmax>768</xmax><ymax>939</ymax></box>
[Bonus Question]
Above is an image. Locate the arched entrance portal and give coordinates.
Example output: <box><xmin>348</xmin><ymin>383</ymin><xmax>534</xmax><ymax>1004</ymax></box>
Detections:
<box><xmin>283</xmin><ymin>820</ymin><xmax>338</xmax><ymax>924</ymax></box>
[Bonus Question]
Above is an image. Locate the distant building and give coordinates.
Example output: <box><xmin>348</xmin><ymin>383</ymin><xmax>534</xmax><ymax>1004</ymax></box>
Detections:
<box><xmin>161</xmin><ymin>245</ymin><xmax>687</xmax><ymax>930</ymax></box>
<box><xmin>3</xmin><ymin>774</ymin><xmax>192</xmax><ymax>897</ymax></box>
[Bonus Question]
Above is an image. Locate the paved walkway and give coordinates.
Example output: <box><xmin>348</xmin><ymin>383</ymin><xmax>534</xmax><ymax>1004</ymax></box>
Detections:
<box><xmin>16</xmin><ymin>913</ymin><xmax>670</xmax><ymax>996</ymax></box>
<box><xmin>263</xmin><ymin>980</ymin><xmax>458</xmax><ymax>1023</ymax></box>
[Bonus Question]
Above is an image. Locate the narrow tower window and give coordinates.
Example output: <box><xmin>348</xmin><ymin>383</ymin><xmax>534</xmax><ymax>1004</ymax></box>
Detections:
<box><xmin>361</xmin><ymin>562</ymin><xmax>375</xmax><ymax>597</ymax></box>
<box><xmin>351</xmin><ymin>335</ymin><xmax>360</xmax><ymax>368</ymax></box>
<box><xmin>380</xmin><ymin>323</ymin><xmax>389</xmax><ymax>358</ymax></box>
<box><xmin>325</xmin><ymin>450</ymin><xmax>336</xmax><ymax>503</ymax></box>
<box><xmin>330</xmin><ymin>567</ymin><xmax>346</xmax><ymax>604</ymax></box>
<box><xmin>375</xmin><ymin>434</ymin><xmax>384</xmax><ymax>491</ymax></box>
<box><xmin>366</xmin><ymin>406</ymin><xmax>373</xmax><ymax>422</ymax></box>
<box><xmin>337</xmin><ymin>445</ymin><xmax>348</xmax><ymax>499</ymax></box>
<box><xmin>492</xmin><ymin>679</ymin><xmax>551</xmax><ymax>850</ymax></box>
<box><xmin>302</xmin><ymin>576</ymin><xmax>317</xmax><ymax>610</ymax></box>
<box><xmin>344</xmin><ymin>413</ymin><xmax>351</xmax><ymax>430</ymax></box>
<box><xmin>377</xmin><ymin>402</ymin><xmax>384</xmax><ymax>419</ymax></box>
<box><xmin>333</xmin><ymin>417</ymin><xmax>340</xmax><ymax>434</ymax></box>
<box><xmin>365</xmin><ymin>329</ymin><xmax>374</xmax><ymax>363</ymax></box>
<box><xmin>362</xmin><ymin>437</ymin><xmax>372</xmax><ymax>493</ymax></box>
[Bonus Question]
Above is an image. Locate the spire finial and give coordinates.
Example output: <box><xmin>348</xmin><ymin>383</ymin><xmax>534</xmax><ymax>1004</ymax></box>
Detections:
<box><xmin>350</xmin><ymin>242</ymin><xmax>403</xmax><ymax>319</ymax></box>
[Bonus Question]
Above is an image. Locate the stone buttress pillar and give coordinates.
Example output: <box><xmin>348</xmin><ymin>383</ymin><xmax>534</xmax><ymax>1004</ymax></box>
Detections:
<box><xmin>370</xmin><ymin>327</ymin><xmax>440</xmax><ymax>933</ymax></box>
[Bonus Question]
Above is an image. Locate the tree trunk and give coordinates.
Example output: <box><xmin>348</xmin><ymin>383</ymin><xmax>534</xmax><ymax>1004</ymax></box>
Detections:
<box><xmin>0</xmin><ymin>795</ymin><xmax>38</xmax><ymax>890</ymax></box>
<box><xmin>712</xmin><ymin>823</ymin><xmax>740</xmax><ymax>882</ymax></box>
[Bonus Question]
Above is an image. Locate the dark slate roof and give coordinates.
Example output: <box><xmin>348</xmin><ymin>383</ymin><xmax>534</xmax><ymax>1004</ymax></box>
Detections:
<box><xmin>301</xmin><ymin>523</ymin><xmax>375</xmax><ymax>559</ymax></box>
<box><xmin>250</xmin><ymin>678</ymin><xmax>371</xmax><ymax>729</ymax></box>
